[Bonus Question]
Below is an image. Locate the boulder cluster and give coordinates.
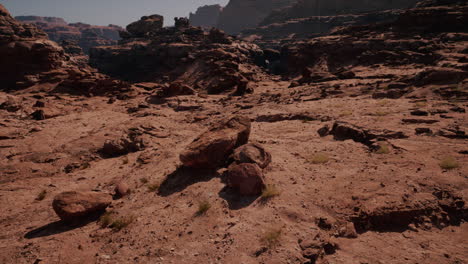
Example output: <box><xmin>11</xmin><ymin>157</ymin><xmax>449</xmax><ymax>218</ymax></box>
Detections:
<box><xmin>90</xmin><ymin>15</ymin><xmax>264</xmax><ymax>96</ymax></box>
<box><xmin>180</xmin><ymin>116</ymin><xmax>272</xmax><ymax>195</ymax></box>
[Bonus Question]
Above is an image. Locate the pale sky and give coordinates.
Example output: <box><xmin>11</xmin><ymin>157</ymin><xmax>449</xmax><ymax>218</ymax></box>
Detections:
<box><xmin>1</xmin><ymin>0</ymin><xmax>229</xmax><ymax>26</ymax></box>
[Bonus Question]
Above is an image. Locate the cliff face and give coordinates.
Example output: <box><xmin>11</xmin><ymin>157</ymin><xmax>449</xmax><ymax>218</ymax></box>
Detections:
<box><xmin>16</xmin><ymin>16</ymin><xmax>122</xmax><ymax>54</ymax></box>
<box><xmin>260</xmin><ymin>0</ymin><xmax>421</xmax><ymax>26</ymax></box>
<box><xmin>241</xmin><ymin>0</ymin><xmax>427</xmax><ymax>49</ymax></box>
<box><xmin>189</xmin><ymin>4</ymin><xmax>222</xmax><ymax>29</ymax></box>
<box><xmin>216</xmin><ymin>0</ymin><xmax>296</xmax><ymax>35</ymax></box>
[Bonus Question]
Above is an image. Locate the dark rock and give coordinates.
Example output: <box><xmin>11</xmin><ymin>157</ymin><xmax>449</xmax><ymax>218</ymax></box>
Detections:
<box><xmin>317</xmin><ymin>125</ymin><xmax>330</xmax><ymax>137</ymax></box>
<box><xmin>411</xmin><ymin>110</ymin><xmax>429</xmax><ymax>116</ymax></box>
<box><xmin>415</xmin><ymin>128</ymin><xmax>433</xmax><ymax>135</ymax></box>
<box><xmin>226</xmin><ymin>163</ymin><xmax>265</xmax><ymax>196</ymax></box>
<box><xmin>31</xmin><ymin>110</ymin><xmax>46</xmax><ymax>120</ymax></box>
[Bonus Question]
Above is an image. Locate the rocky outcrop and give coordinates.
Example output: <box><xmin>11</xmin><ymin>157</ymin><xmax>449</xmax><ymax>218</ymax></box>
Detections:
<box><xmin>1</xmin><ymin>4</ymin><xmax>131</xmax><ymax>95</ymax></box>
<box><xmin>0</xmin><ymin>5</ymin><xmax>66</xmax><ymax>89</ymax></box>
<box><xmin>259</xmin><ymin>0</ymin><xmax>421</xmax><ymax>26</ymax></box>
<box><xmin>16</xmin><ymin>16</ymin><xmax>122</xmax><ymax>54</ymax></box>
<box><xmin>90</xmin><ymin>15</ymin><xmax>264</xmax><ymax>95</ymax></box>
<box><xmin>279</xmin><ymin>2</ymin><xmax>468</xmax><ymax>92</ymax></box>
<box><xmin>189</xmin><ymin>5</ymin><xmax>222</xmax><ymax>29</ymax></box>
<box><xmin>216</xmin><ymin>0</ymin><xmax>296</xmax><ymax>35</ymax></box>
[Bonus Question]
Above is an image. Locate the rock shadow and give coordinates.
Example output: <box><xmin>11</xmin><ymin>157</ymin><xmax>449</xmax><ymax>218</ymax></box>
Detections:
<box><xmin>218</xmin><ymin>186</ymin><xmax>259</xmax><ymax>210</ymax></box>
<box><xmin>158</xmin><ymin>166</ymin><xmax>219</xmax><ymax>197</ymax></box>
<box><xmin>24</xmin><ymin>215</ymin><xmax>99</xmax><ymax>239</ymax></box>
<box><xmin>145</xmin><ymin>95</ymin><xmax>167</xmax><ymax>105</ymax></box>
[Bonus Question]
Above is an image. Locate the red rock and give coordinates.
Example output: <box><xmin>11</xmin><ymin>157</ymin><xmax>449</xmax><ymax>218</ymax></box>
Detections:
<box><xmin>180</xmin><ymin>116</ymin><xmax>251</xmax><ymax>168</ymax></box>
<box><xmin>115</xmin><ymin>182</ymin><xmax>130</xmax><ymax>198</ymax></box>
<box><xmin>231</xmin><ymin>143</ymin><xmax>272</xmax><ymax>169</ymax></box>
<box><xmin>226</xmin><ymin>163</ymin><xmax>265</xmax><ymax>196</ymax></box>
<box><xmin>52</xmin><ymin>191</ymin><xmax>112</xmax><ymax>222</ymax></box>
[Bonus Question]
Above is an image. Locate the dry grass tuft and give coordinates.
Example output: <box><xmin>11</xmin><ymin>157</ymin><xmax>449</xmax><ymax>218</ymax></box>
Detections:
<box><xmin>439</xmin><ymin>156</ymin><xmax>459</xmax><ymax>170</ymax></box>
<box><xmin>372</xmin><ymin>111</ymin><xmax>389</xmax><ymax>117</ymax></box>
<box><xmin>339</xmin><ymin>110</ymin><xmax>353</xmax><ymax>117</ymax></box>
<box><xmin>260</xmin><ymin>227</ymin><xmax>282</xmax><ymax>248</ymax></box>
<box><xmin>309</xmin><ymin>153</ymin><xmax>330</xmax><ymax>164</ymax></box>
<box><xmin>147</xmin><ymin>182</ymin><xmax>160</xmax><ymax>192</ymax></box>
<box><xmin>414</xmin><ymin>101</ymin><xmax>427</xmax><ymax>108</ymax></box>
<box><xmin>99</xmin><ymin>212</ymin><xmax>134</xmax><ymax>231</ymax></box>
<box><xmin>261</xmin><ymin>185</ymin><xmax>281</xmax><ymax>202</ymax></box>
<box><xmin>36</xmin><ymin>190</ymin><xmax>47</xmax><ymax>201</ymax></box>
<box><xmin>140</xmin><ymin>178</ymin><xmax>148</xmax><ymax>184</ymax></box>
<box><xmin>375</xmin><ymin>143</ymin><xmax>390</xmax><ymax>154</ymax></box>
<box><xmin>195</xmin><ymin>200</ymin><xmax>211</xmax><ymax>216</ymax></box>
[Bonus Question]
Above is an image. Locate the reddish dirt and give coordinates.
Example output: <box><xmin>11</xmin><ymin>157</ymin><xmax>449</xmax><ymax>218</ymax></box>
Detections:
<box><xmin>1</xmin><ymin>77</ymin><xmax>467</xmax><ymax>263</ymax></box>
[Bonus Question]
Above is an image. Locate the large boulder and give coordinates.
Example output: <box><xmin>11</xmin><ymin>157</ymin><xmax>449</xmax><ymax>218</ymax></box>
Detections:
<box><xmin>231</xmin><ymin>143</ymin><xmax>272</xmax><ymax>169</ymax></box>
<box><xmin>226</xmin><ymin>163</ymin><xmax>266</xmax><ymax>196</ymax></box>
<box><xmin>180</xmin><ymin>116</ymin><xmax>251</xmax><ymax>168</ymax></box>
<box><xmin>52</xmin><ymin>191</ymin><xmax>112</xmax><ymax>222</ymax></box>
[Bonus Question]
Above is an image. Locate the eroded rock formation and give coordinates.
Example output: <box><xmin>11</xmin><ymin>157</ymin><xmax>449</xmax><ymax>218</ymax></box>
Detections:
<box><xmin>16</xmin><ymin>16</ymin><xmax>122</xmax><ymax>54</ymax></box>
<box><xmin>90</xmin><ymin>15</ymin><xmax>264</xmax><ymax>95</ymax></box>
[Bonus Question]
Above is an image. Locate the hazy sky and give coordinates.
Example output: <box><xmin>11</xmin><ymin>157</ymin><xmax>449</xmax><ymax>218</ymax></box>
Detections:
<box><xmin>2</xmin><ymin>0</ymin><xmax>229</xmax><ymax>26</ymax></box>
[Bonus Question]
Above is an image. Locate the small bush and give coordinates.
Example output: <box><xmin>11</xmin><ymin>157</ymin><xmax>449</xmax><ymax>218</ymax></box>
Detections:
<box><xmin>260</xmin><ymin>227</ymin><xmax>282</xmax><ymax>248</ymax></box>
<box><xmin>36</xmin><ymin>190</ymin><xmax>47</xmax><ymax>201</ymax></box>
<box><xmin>99</xmin><ymin>212</ymin><xmax>134</xmax><ymax>231</ymax></box>
<box><xmin>140</xmin><ymin>178</ymin><xmax>148</xmax><ymax>184</ymax></box>
<box><xmin>261</xmin><ymin>185</ymin><xmax>280</xmax><ymax>202</ymax></box>
<box><xmin>414</xmin><ymin>102</ymin><xmax>427</xmax><ymax>108</ymax></box>
<box><xmin>377</xmin><ymin>100</ymin><xmax>390</xmax><ymax>106</ymax></box>
<box><xmin>339</xmin><ymin>110</ymin><xmax>353</xmax><ymax>117</ymax></box>
<box><xmin>439</xmin><ymin>156</ymin><xmax>459</xmax><ymax>170</ymax></box>
<box><xmin>195</xmin><ymin>200</ymin><xmax>211</xmax><ymax>216</ymax></box>
<box><xmin>375</xmin><ymin>143</ymin><xmax>390</xmax><ymax>154</ymax></box>
<box><xmin>309</xmin><ymin>153</ymin><xmax>330</xmax><ymax>164</ymax></box>
<box><xmin>372</xmin><ymin>111</ymin><xmax>389</xmax><ymax>117</ymax></box>
<box><xmin>110</xmin><ymin>216</ymin><xmax>134</xmax><ymax>231</ymax></box>
<box><xmin>99</xmin><ymin>212</ymin><xmax>113</xmax><ymax>228</ymax></box>
<box><xmin>147</xmin><ymin>182</ymin><xmax>160</xmax><ymax>192</ymax></box>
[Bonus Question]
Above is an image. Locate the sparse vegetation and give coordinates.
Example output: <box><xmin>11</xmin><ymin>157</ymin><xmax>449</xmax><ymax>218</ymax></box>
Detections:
<box><xmin>195</xmin><ymin>200</ymin><xmax>211</xmax><ymax>216</ymax></box>
<box><xmin>147</xmin><ymin>182</ymin><xmax>160</xmax><ymax>192</ymax></box>
<box><xmin>439</xmin><ymin>156</ymin><xmax>459</xmax><ymax>170</ymax></box>
<box><xmin>140</xmin><ymin>177</ymin><xmax>149</xmax><ymax>184</ymax></box>
<box><xmin>99</xmin><ymin>212</ymin><xmax>134</xmax><ymax>231</ymax></box>
<box><xmin>309</xmin><ymin>153</ymin><xmax>330</xmax><ymax>164</ymax></box>
<box><xmin>375</xmin><ymin>143</ymin><xmax>390</xmax><ymax>154</ymax></box>
<box><xmin>339</xmin><ymin>110</ymin><xmax>353</xmax><ymax>117</ymax></box>
<box><xmin>372</xmin><ymin>111</ymin><xmax>389</xmax><ymax>117</ymax></box>
<box><xmin>414</xmin><ymin>101</ymin><xmax>427</xmax><ymax>108</ymax></box>
<box><xmin>35</xmin><ymin>190</ymin><xmax>47</xmax><ymax>201</ymax></box>
<box><xmin>261</xmin><ymin>185</ymin><xmax>281</xmax><ymax>202</ymax></box>
<box><xmin>110</xmin><ymin>216</ymin><xmax>134</xmax><ymax>231</ymax></box>
<box><xmin>260</xmin><ymin>227</ymin><xmax>282</xmax><ymax>248</ymax></box>
<box><xmin>377</xmin><ymin>99</ymin><xmax>391</xmax><ymax>106</ymax></box>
